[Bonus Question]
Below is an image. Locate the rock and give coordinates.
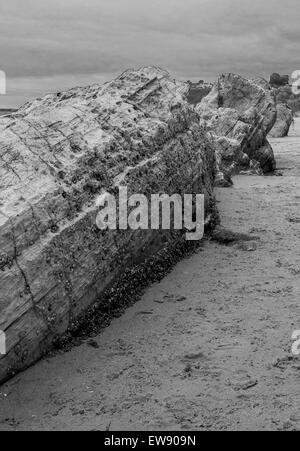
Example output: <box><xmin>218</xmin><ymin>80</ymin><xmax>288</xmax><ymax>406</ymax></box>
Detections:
<box><xmin>269</xmin><ymin>103</ymin><xmax>293</xmax><ymax>138</ymax></box>
<box><xmin>214</xmin><ymin>171</ymin><xmax>233</xmax><ymax>188</ymax></box>
<box><xmin>196</xmin><ymin>73</ymin><xmax>277</xmax><ymax>175</ymax></box>
<box><xmin>267</xmin><ymin>72</ymin><xmax>300</xmax><ymax>117</ymax></box>
<box><xmin>231</xmin><ymin>378</ymin><xmax>258</xmax><ymax>391</ymax></box>
<box><xmin>87</xmin><ymin>340</ymin><xmax>99</xmax><ymax>349</ymax></box>
<box><xmin>0</xmin><ymin>66</ymin><xmax>217</xmax><ymax>383</ymax></box>
<box><xmin>255</xmin><ymin>140</ymin><xmax>276</xmax><ymax>172</ymax></box>
<box><xmin>252</xmin><ymin>78</ymin><xmax>293</xmax><ymax>140</ymax></box>
<box><xmin>236</xmin><ymin>241</ymin><xmax>258</xmax><ymax>252</ymax></box>
<box><xmin>270</xmin><ymin>73</ymin><xmax>289</xmax><ymax>88</ymax></box>
<box><xmin>251</xmin><ymin>77</ymin><xmax>271</xmax><ymax>91</ymax></box>
<box><xmin>186</xmin><ymin>80</ymin><xmax>213</xmax><ymax>106</ymax></box>
<box><xmin>211</xmin><ymin>227</ymin><xmax>260</xmax><ymax>245</ymax></box>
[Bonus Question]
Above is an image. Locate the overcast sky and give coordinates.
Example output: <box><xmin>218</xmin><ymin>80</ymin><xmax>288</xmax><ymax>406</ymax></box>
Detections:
<box><xmin>0</xmin><ymin>0</ymin><xmax>300</xmax><ymax>107</ymax></box>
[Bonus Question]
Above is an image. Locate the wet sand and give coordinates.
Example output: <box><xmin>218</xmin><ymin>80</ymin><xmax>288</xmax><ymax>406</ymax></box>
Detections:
<box><xmin>1</xmin><ymin>120</ymin><xmax>300</xmax><ymax>431</ymax></box>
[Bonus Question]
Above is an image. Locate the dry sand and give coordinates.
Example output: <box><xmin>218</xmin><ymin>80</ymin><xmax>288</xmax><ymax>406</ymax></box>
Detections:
<box><xmin>1</xmin><ymin>119</ymin><xmax>300</xmax><ymax>431</ymax></box>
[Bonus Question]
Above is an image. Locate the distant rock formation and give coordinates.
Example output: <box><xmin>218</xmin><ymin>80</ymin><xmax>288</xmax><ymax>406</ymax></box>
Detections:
<box><xmin>270</xmin><ymin>73</ymin><xmax>290</xmax><ymax>88</ymax></box>
<box><xmin>0</xmin><ymin>67</ymin><xmax>217</xmax><ymax>383</ymax></box>
<box><xmin>269</xmin><ymin>73</ymin><xmax>300</xmax><ymax>117</ymax></box>
<box><xmin>250</xmin><ymin>77</ymin><xmax>294</xmax><ymax>139</ymax></box>
<box><xmin>269</xmin><ymin>103</ymin><xmax>293</xmax><ymax>138</ymax></box>
<box><xmin>260</xmin><ymin>74</ymin><xmax>295</xmax><ymax>138</ymax></box>
<box><xmin>196</xmin><ymin>73</ymin><xmax>277</xmax><ymax>178</ymax></box>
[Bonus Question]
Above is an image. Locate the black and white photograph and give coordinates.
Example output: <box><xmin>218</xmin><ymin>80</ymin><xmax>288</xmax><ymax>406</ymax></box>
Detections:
<box><xmin>0</xmin><ymin>0</ymin><xmax>300</xmax><ymax>434</ymax></box>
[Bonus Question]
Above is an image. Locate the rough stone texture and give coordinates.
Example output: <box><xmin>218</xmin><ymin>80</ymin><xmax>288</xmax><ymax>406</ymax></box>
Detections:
<box><xmin>270</xmin><ymin>73</ymin><xmax>289</xmax><ymax>88</ymax></box>
<box><xmin>196</xmin><ymin>73</ymin><xmax>277</xmax><ymax>176</ymax></box>
<box><xmin>269</xmin><ymin>103</ymin><xmax>293</xmax><ymax>138</ymax></box>
<box><xmin>251</xmin><ymin>77</ymin><xmax>271</xmax><ymax>91</ymax></box>
<box><xmin>253</xmin><ymin>78</ymin><xmax>294</xmax><ymax>138</ymax></box>
<box><xmin>0</xmin><ymin>66</ymin><xmax>217</xmax><ymax>383</ymax></box>
<box><xmin>186</xmin><ymin>81</ymin><xmax>213</xmax><ymax>106</ymax></box>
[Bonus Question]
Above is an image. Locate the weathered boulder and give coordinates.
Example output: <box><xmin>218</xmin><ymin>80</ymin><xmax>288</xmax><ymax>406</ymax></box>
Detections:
<box><xmin>270</xmin><ymin>73</ymin><xmax>289</xmax><ymax>88</ymax></box>
<box><xmin>196</xmin><ymin>73</ymin><xmax>277</xmax><ymax>176</ymax></box>
<box><xmin>0</xmin><ymin>67</ymin><xmax>217</xmax><ymax>383</ymax></box>
<box><xmin>253</xmin><ymin>77</ymin><xmax>294</xmax><ymax>137</ymax></box>
<box><xmin>186</xmin><ymin>80</ymin><xmax>213</xmax><ymax>106</ymax></box>
<box><xmin>269</xmin><ymin>103</ymin><xmax>293</xmax><ymax>138</ymax></box>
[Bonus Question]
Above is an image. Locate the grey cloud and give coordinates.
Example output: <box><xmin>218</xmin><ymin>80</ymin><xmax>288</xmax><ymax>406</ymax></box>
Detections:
<box><xmin>0</xmin><ymin>0</ymin><xmax>300</xmax><ymax>107</ymax></box>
